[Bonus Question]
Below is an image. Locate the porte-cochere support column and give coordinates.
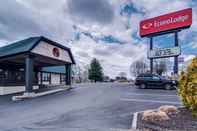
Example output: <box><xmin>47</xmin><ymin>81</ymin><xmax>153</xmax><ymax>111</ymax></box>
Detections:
<box><xmin>65</xmin><ymin>64</ymin><xmax>71</xmax><ymax>85</ymax></box>
<box><xmin>25</xmin><ymin>55</ymin><xmax>34</xmax><ymax>92</ymax></box>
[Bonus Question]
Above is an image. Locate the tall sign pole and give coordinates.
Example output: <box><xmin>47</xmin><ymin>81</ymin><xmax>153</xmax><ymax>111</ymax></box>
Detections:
<box><xmin>174</xmin><ymin>32</ymin><xmax>179</xmax><ymax>75</ymax></box>
<box><xmin>150</xmin><ymin>37</ymin><xmax>153</xmax><ymax>73</ymax></box>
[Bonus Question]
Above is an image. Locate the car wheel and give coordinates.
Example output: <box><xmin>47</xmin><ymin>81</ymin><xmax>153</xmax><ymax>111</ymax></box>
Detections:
<box><xmin>165</xmin><ymin>84</ymin><xmax>172</xmax><ymax>90</ymax></box>
<box><xmin>140</xmin><ymin>84</ymin><xmax>146</xmax><ymax>89</ymax></box>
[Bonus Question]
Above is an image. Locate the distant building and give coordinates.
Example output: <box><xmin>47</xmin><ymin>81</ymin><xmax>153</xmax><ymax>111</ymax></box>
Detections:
<box><xmin>103</xmin><ymin>76</ymin><xmax>110</xmax><ymax>82</ymax></box>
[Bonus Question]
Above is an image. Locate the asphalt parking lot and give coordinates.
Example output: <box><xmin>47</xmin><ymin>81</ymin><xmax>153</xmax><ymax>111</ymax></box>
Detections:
<box><xmin>0</xmin><ymin>83</ymin><xmax>181</xmax><ymax>131</ymax></box>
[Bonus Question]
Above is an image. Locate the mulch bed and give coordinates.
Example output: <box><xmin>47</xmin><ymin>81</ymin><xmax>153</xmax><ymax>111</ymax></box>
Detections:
<box><xmin>137</xmin><ymin>108</ymin><xmax>197</xmax><ymax>131</ymax></box>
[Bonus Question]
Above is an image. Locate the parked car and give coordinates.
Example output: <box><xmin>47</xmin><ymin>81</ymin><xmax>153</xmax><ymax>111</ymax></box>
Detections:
<box><xmin>135</xmin><ymin>73</ymin><xmax>178</xmax><ymax>90</ymax></box>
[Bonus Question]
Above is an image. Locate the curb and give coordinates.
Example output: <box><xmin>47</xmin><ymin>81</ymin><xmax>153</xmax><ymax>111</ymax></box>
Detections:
<box><xmin>131</xmin><ymin>112</ymin><xmax>139</xmax><ymax>130</ymax></box>
<box><xmin>131</xmin><ymin>110</ymin><xmax>146</xmax><ymax>130</ymax></box>
<box><xmin>131</xmin><ymin>110</ymin><xmax>156</xmax><ymax>130</ymax></box>
<box><xmin>12</xmin><ymin>87</ymin><xmax>72</xmax><ymax>101</ymax></box>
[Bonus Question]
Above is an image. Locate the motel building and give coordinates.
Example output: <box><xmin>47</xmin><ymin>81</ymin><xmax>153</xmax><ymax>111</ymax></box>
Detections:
<box><xmin>0</xmin><ymin>36</ymin><xmax>75</xmax><ymax>95</ymax></box>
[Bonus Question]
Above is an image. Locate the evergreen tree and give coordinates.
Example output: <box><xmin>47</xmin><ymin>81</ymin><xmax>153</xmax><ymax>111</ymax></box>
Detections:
<box><xmin>88</xmin><ymin>58</ymin><xmax>104</xmax><ymax>82</ymax></box>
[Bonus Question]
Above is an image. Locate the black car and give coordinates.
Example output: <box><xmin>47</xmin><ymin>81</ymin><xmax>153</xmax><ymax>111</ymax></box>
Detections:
<box><xmin>135</xmin><ymin>73</ymin><xmax>178</xmax><ymax>90</ymax></box>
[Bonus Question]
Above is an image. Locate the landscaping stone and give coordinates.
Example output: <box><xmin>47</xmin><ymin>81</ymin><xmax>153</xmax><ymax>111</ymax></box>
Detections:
<box><xmin>158</xmin><ymin>105</ymin><xmax>178</xmax><ymax>115</ymax></box>
<box><xmin>142</xmin><ymin>110</ymin><xmax>169</xmax><ymax>122</ymax></box>
<box><xmin>137</xmin><ymin>107</ymin><xmax>197</xmax><ymax>131</ymax></box>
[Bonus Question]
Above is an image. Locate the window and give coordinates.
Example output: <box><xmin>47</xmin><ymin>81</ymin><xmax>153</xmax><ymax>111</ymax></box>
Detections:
<box><xmin>60</xmin><ymin>74</ymin><xmax>65</xmax><ymax>83</ymax></box>
<box><xmin>42</xmin><ymin>73</ymin><xmax>50</xmax><ymax>81</ymax></box>
<box><xmin>0</xmin><ymin>69</ymin><xmax>5</xmax><ymax>80</ymax></box>
<box><xmin>19</xmin><ymin>68</ymin><xmax>24</xmax><ymax>71</ymax></box>
<box><xmin>0</xmin><ymin>70</ymin><xmax>8</xmax><ymax>80</ymax></box>
<box><xmin>15</xmin><ymin>72</ymin><xmax>23</xmax><ymax>81</ymax></box>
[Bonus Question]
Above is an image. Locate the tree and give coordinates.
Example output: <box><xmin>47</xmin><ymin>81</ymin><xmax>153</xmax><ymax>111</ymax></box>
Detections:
<box><xmin>118</xmin><ymin>72</ymin><xmax>127</xmax><ymax>80</ymax></box>
<box><xmin>155</xmin><ymin>60</ymin><xmax>167</xmax><ymax>75</ymax></box>
<box><xmin>88</xmin><ymin>58</ymin><xmax>104</xmax><ymax>82</ymax></box>
<box><xmin>130</xmin><ymin>60</ymin><xmax>148</xmax><ymax>77</ymax></box>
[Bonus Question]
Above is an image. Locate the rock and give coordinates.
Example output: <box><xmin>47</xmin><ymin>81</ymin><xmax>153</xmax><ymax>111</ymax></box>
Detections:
<box><xmin>142</xmin><ymin>110</ymin><xmax>169</xmax><ymax>122</ymax></box>
<box><xmin>159</xmin><ymin>105</ymin><xmax>178</xmax><ymax>114</ymax></box>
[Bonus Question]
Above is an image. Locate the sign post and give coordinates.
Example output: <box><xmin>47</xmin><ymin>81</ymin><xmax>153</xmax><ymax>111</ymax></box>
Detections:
<box><xmin>174</xmin><ymin>32</ymin><xmax>179</xmax><ymax>74</ymax></box>
<box><xmin>140</xmin><ymin>8</ymin><xmax>192</xmax><ymax>75</ymax></box>
<box><xmin>150</xmin><ymin>37</ymin><xmax>153</xmax><ymax>73</ymax></box>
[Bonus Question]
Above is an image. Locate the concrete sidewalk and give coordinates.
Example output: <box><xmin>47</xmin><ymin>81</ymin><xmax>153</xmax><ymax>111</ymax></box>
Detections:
<box><xmin>12</xmin><ymin>86</ymin><xmax>72</xmax><ymax>101</ymax></box>
<box><xmin>0</xmin><ymin>86</ymin><xmax>72</xmax><ymax>103</ymax></box>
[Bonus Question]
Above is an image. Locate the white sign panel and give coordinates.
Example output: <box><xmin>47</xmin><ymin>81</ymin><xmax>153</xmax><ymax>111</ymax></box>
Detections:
<box><xmin>31</xmin><ymin>41</ymin><xmax>72</xmax><ymax>63</ymax></box>
<box><xmin>148</xmin><ymin>47</ymin><xmax>181</xmax><ymax>58</ymax></box>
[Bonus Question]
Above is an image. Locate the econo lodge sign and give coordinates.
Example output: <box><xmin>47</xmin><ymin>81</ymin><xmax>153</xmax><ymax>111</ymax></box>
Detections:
<box><xmin>140</xmin><ymin>8</ymin><xmax>192</xmax><ymax>37</ymax></box>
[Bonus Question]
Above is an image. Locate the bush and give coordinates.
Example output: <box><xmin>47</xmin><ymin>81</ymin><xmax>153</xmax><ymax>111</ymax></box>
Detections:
<box><xmin>178</xmin><ymin>56</ymin><xmax>197</xmax><ymax>116</ymax></box>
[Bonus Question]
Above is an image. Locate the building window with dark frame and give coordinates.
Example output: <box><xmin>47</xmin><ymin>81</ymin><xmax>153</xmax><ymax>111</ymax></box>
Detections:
<box><xmin>42</xmin><ymin>72</ymin><xmax>50</xmax><ymax>82</ymax></box>
<box><xmin>0</xmin><ymin>69</ymin><xmax>5</xmax><ymax>81</ymax></box>
<box><xmin>60</xmin><ymin>74</ymin><xmax>66</xmax><ymax>84</ymax></box>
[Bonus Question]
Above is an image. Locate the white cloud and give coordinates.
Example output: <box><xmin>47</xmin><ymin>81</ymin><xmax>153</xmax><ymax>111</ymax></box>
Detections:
<box><xmin>131</xmin><ymin>0</ymin><xmax>191</xmax><ymax>17</ymax></box>
<box><xmin>189</xmin><ymin>37</ymin><xmax>197</xmax><ymax>49</ymax></box>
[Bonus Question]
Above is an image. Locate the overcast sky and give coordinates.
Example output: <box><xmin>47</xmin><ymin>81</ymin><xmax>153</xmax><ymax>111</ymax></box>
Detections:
<box><xmin>0</xmin><ymin>0</ymin><xmax>196</xmax><ymax>78</ymax></box>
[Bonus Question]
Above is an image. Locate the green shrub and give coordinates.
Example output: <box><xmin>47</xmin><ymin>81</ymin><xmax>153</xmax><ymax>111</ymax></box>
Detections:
<box><xmin>178</xmin><ymin>56</ymin><xmax>197</xmax><ymax>116</ymax></box>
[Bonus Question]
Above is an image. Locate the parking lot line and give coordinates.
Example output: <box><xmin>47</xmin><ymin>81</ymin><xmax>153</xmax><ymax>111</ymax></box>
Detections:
<box><xmin>120</xmin><ymin>98</ymin><xmax>181</xmax><ymax>105</ymax></box>
<box><xmin>126</xmin><ymin>93</ymin><xmax>178</xmax><ymax>97</ymax></box>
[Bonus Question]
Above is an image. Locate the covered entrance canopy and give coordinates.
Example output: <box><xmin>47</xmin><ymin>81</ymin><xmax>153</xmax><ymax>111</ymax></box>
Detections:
<box><xmin>0</xmin><ymin>36</ymin><xmax>75</xmax><ymax>94</ymax></box>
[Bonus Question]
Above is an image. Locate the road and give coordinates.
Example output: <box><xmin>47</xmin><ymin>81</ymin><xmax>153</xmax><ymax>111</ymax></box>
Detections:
<box><xmin>0</xmin><ymin>83</ymin><xmax>181</xmax><ymax>131</ymax></box>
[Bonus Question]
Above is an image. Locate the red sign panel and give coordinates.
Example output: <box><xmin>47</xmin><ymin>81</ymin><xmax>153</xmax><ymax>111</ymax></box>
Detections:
<box><xmin>140</xmin><ymin>8</ymin><xmax>192</xmax><ymax>37</ymax></box>
<box><xmin>52</xmin><ymin>47</ymin><xmax>60</xmax><ymax>57</ymax></box>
